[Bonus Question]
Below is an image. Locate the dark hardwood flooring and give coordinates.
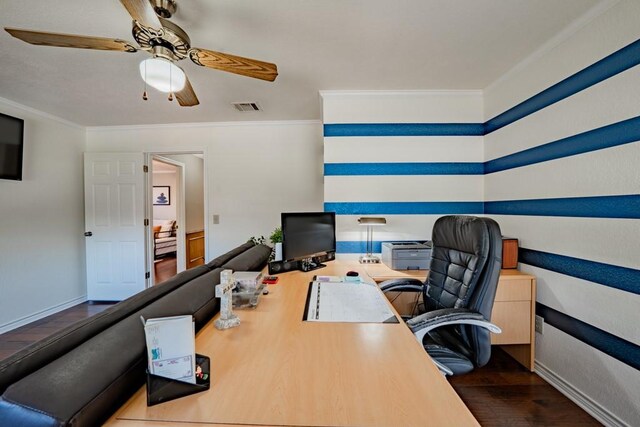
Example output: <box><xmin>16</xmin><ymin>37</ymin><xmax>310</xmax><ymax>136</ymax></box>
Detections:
<box><xmin>0</xmin><ymin>302</ymin><xmax>113</xmax><ymax>360</ymax></box>
<box><xmin>0</xmin><ymin>296</ymin><xmax>600</xmax><ymax>426</ymax></box>
<box><xmin>450</xmin><ymin>348</ymin><xmax>600</xmax><ymax>426</ymax></box>
<box><xmin>0</xmin><ymin>256</ymin><xmax>176</xmax><ymax>360</ymax></box>
<box><xmin>154</xmin><ymin>255</ymin><xmax>176</xmax><ymax>284</ymax></box>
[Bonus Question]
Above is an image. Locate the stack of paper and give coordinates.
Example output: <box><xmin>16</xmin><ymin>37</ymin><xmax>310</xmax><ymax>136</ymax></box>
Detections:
<box><xmin>314</xmin><ymin>275</ymin><xmax>363</xmax><ymax>283</ymax></box>
<box><xmin>305</xmin><ymin>282</ymin><xmax>397</xmax><ymax>323</ymax></box>
<box><xmin>143</xmin><ymin>315</ymin><xmax>196</xmax><ymax>384</ymax></box>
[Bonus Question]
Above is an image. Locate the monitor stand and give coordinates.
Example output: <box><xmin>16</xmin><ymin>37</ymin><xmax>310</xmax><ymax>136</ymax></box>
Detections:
<box><xmin>300</xmin><ymin>257</ymin><xmax>326</xmax><ymax>272</ymax></box>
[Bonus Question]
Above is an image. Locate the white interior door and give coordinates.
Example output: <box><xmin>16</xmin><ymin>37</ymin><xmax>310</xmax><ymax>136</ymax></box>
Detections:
<box><xmin>84</xmin><ymin>152</ymin><xmax>146</xmax><ymax>301</ymax></box>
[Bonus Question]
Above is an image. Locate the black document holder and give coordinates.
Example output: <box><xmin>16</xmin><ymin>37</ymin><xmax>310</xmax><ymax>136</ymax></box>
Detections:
<box><xmin>146</xmin><ymin>354</ymin><xmax>210</xmax><ymax>406</ymax></box>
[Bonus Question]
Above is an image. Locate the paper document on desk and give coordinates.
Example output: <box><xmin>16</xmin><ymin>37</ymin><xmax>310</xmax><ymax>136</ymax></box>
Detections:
<box><xmin>143</xmin><ymin>315</ymin><xmax>196</xmax><ymax>383</ymax></box>
<box><xmin>305</xmin><ymin>281</ymin><xmax>398</xmax><ymax>323</ymax></box>
<box><xmin>313</xmin><ymin>275</ymin><xmax>364</xmax><ymax>284</ymax></box>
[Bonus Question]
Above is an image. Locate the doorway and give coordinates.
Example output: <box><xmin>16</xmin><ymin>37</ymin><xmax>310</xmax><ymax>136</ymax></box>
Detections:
<box><xmin>147</xmin><ymin>152</ymin><xmax>206</xmax><ymax>285</ymax></box>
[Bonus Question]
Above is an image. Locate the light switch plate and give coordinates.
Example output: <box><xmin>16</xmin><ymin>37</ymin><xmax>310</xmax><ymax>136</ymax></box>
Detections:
<box><xmin>212</xmin><ymin>214</ymin><xmax>220</xmax><ymax>224</ymax></box>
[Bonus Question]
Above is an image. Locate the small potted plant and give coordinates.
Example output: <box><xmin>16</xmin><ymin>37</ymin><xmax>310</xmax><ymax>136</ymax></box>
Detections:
<box><xmin>269</xmin><ymin>227</ymin><xmax>283</xmax><ymax>261</ymax></box>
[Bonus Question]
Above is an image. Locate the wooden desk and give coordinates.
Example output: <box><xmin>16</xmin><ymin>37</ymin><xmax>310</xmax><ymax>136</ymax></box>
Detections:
<box><xmin>106</xmin><ymin>261</ymin><xmax>479</xmax><ymax>427</ymax></box>
<box><xmin>364</xmin><ymin>264</ymin><xmax>537</xmax><ymax>371</ymax></box>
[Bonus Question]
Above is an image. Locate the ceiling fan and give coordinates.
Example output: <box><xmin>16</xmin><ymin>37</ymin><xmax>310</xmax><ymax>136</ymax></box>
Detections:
<box><xmin>4</xmin><ymin>0</ymin><xmax>278</xmax><ymax>107</ymax></box>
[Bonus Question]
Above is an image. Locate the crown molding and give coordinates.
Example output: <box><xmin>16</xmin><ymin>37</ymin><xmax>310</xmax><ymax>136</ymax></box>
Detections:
<box><xmin>484</xmin><ymin>0</ymin><xmax>620</xmax><ymax>95</ymax></box>
<box><xmin>319</xmin><ymin>90</ymin><xmax>483</xmax><ymax>97</ymax></box>
<box><xmin>86</xmin><ymin>119</ymin><xmax>322</xmax><ymax>133</ymax></box>
<box><xmin>0</xmin><ymin>96</ymin><xmax>85</xmax><ymax>131</ymax></box>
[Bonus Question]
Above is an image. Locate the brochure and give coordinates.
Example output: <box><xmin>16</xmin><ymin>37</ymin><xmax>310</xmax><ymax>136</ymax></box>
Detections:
<box><xmin>143</xmin><ymin>315</ymin><xmax>196</xmax><ymax>384</ymax></box>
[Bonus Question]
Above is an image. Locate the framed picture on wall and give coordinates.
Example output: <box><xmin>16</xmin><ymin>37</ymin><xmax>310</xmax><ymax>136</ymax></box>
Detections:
<box><xmin>153</xmin><ymin>186</ymin><xmax>171</xmax><ymax>205</ymax></box>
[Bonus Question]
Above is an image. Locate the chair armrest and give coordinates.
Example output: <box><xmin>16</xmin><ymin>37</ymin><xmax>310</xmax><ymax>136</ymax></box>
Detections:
<box><xmin>407</xmin><ymin>308</ymin><xmax>502</xmax><ymax>344</ymax></box>
<box><xmin>432</xmin><ymin>358</ymin><xmax>454</xmax><ymax>376</ymax></box>
<box><xmin>379</xmin><ymin>278</ymin><xmax>424</xmax><ymax>293</ymax></box>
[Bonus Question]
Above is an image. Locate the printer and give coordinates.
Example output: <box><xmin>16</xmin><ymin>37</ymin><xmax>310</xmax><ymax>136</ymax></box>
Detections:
<box><xmin>381</xmin><ymin>242</ymin><xmax>432</xmax><ymax>270</ymax></box>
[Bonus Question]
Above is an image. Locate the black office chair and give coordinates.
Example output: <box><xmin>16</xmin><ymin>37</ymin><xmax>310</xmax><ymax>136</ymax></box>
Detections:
<box><xmin>380</xmin><ymin>215</ymin><xmax>503</xmax><ymax>376</ymax></box>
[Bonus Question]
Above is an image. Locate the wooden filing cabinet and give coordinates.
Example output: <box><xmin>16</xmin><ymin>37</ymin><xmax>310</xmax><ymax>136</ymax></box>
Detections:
<box><xmin>366</xmin><ymin>265</ymin><xmax>536</xmax><ymax>371</ymax></box>
<box><xmin>186</xmin><ymin>230</ymin><xmax>205</xmax><ymax>269</ymax></box>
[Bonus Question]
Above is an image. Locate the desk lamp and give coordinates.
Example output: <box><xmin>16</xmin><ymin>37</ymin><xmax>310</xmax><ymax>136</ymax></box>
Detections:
<box><xmin>358</xmin><ymin>217</ymin><xmax>386</xmax><ymax>263</ymax></box>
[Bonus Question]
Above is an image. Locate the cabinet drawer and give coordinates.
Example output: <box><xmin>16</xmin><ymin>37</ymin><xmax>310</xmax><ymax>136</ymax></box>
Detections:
<box><xmin>490</xmin><ymin>301</ymin><xmax>531</xmax><ymax>344</ymax></box>
<box><xmin>495</xmin><ymin>278</ymin><xmax>531</xmax><ymax>302</ymax></box>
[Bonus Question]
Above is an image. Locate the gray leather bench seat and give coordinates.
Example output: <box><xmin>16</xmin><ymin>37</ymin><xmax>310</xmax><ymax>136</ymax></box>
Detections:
<box><xmin>0</xmin><ymin>242</ymin><xmax>272</xmax><ymax>427</ymax></box>
<box><xmin>0</xmin><ymin>264</ymin><xmax>210</xmax><ymax>395</ymax></box>
<box><xmin>0</xmin><ymin>268</ymin><xmax>225</xmax><ymax>427</ymax></box>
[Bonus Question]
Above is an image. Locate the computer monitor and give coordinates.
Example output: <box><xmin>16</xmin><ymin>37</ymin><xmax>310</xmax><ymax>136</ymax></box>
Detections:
<box><xmin>281</xmin><ymin>212</ymin><xmax>336</xmax><ymax>271</ymax></box>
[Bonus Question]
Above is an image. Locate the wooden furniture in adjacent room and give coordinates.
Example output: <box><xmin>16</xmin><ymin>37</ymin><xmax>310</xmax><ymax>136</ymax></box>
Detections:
<box><xmin>364</xmin><ymin>264</ymin><xmax>537</xmax><ymax>371</ymax></box>
<box><xmin>106</xmin><ymin>261</ymin><xmax>479</xmax><ymax>427</ymax></box>
<box><xmin>185</xmin><ymin>230</ymin><xmax>205</xmax><ymax>268</ymax></box>
<box><xmin>152</xmin><ymin>220</ymin><xmax>177</xmax><ymax>259</ymax></box>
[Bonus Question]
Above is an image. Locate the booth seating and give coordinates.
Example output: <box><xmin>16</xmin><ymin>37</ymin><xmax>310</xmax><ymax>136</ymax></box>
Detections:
<box><xmin>0</xmin><ymin>241</ymin><xmax>272</xmax><ymax>427</ymax></box>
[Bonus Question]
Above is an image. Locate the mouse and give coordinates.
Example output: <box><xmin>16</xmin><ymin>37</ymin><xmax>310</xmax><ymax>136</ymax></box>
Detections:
<box><xmin>346</xmin><ymin>271</ymin><xmax>359</xmax><ymax>277</ymax></box>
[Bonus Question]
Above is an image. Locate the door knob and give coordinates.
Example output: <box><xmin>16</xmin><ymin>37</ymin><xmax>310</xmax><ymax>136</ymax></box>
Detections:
<box><xmin>84</xmin><ymin>231</ymin><xmax>93</xmax><ymax>237</ymax></box>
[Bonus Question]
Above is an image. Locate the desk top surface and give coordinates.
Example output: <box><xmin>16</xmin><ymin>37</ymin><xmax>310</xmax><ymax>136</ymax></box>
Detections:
<box><xmin>106</xmin><ymin>261</ymin><xmax>478</xmax><ymax>427</ymax></box>
<box><xmin>365</xmin><ymin>263</ymin><xmax>535</xmax><ymax>283</ymax></box>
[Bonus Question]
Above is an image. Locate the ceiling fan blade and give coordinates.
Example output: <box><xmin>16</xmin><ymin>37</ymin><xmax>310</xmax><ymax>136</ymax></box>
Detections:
<box><xmin>119</xmin><ymin>0</ymin><xmax>162</xmax><ymax>30</ymax></box>
<box><xmin>189</xmin><ymin>48</ymin><xmax>278</xmax><ymax>82</ymax></box>
<box><xmin>5</xmin><ymin>28</ymin><xmax>137</xmax><ymax>52</ymax></box>
<box><xmin>175</xmin><ymin>76</ymin><xmax>199</xmax><ymax>107</ymax></box>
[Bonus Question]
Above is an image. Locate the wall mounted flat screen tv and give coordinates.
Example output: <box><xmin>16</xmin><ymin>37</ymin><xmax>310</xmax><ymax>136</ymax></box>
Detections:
<box><xmin>0</xmin><ymin>113</ymin><xmax>24</xmax><ymax>181</ymax></box>
<box><xmin>282</xmin><ymin>212</ymin><xmax>336</xmax><ymax>261</ymax></box>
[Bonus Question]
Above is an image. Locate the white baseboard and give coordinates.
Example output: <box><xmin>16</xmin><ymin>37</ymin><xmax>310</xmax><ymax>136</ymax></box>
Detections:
<box><xmin>535</xmin><ymin>361</ymin><xmax>628</xmax><ymax>427</ymax></box>
<box><xmin>0</xmin><ymin>295</ymin><xmax>88</xmax><ymax>334</ymax></box>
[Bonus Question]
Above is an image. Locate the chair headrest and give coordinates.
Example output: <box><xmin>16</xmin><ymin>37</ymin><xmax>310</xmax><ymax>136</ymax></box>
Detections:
<box><xmin>431</xmin><ymin>216</ymin><xmax>489</xmax><ymax>257</ymax></box>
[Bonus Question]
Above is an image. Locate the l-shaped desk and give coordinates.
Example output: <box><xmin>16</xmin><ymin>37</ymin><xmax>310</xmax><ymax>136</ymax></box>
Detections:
<box><xmin>106</xmin><ymin>261</ymin><xmax>480</xmax><ymax>426</ymax></box>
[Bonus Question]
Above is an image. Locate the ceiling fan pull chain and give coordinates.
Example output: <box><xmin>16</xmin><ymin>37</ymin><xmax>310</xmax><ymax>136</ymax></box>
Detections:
<box><xmin>142</xmin><ymin>59</ymin><xmax>148</xmax><ymax>101</ymax></box>
<box><xmin>168</xmin><ymin>62</ymin><xmax>174</xmax><ymax>101</ymax></box>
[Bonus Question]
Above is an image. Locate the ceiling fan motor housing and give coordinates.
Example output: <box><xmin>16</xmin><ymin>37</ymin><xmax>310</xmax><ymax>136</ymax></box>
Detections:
<box><xmin>151</xmin><ymin>0</ymin><xmax>177</xmax><ymax>18</ymax></box>
<box><xmin>132</xmin><ymin>17</ymin><xmax>190</xmax><ymax>61</ymax></box>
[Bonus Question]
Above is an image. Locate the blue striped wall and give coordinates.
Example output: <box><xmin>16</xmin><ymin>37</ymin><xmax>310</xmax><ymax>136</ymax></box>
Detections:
<box><xmin>325</xmin><ymin>201</ymin><xmax>484</xmax><ymax>215</ymax></box>
<box><xmin>323</xmin><ymin>30</ymin><xmax>640</xmax><ymax>399</ymax></box>
<box><xmin>520</xmin><ymin>248</ymin><xmax>640</xmax><ymax>296</ymax></box>
<box><xmin>324</xmin><ymin>162</ymin><xmax>484</xmax><ymax>176</ymax></box>
<box><xmin>536</xmin><ymin>303</ymin><xmax>640</xmax><ymax>371</ymax></box>
<box><xmin>324</xmin><ymin>36</ymin><xmax>640</xmax><ymax>249</ymax></box>
<box><xmin>325</xmin><ymin>37</ymin><xmax>640</xmax><ymax>140</ymax></box>
<box><xmin>324</xmin><ymin>123</ymin><xmax>484</xmax><ymax>137</ymax></box>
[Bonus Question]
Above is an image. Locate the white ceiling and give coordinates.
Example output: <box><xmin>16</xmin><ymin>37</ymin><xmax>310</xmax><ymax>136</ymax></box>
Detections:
<box><xmin>0</xmin><ymin>0</ymin><xmax>603</xmax><ymax>126</ymax></box>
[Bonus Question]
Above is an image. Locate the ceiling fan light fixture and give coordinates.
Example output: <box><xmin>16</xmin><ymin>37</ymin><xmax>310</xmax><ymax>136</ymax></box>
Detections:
<box><xmin>139</xmin><ymin>57</ymin><xmax>186</xmax><ymax>93</ymax></box>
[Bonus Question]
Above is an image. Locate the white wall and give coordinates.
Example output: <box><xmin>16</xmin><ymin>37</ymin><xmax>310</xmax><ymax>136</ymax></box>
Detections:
<box><xmin>163</xmin><ymin>154</ymin><xmax>205</xmax><ymax>233</ymax></box>
<box><xmin>86</xmin><ymin>121</ymin><xmax>324</xmax><ymax>258</ymax></box>
<box><xmin>0</xmin><ymin>98</ymin><xmax>87</xmax><ymax>333</ymax></box>
<box><xmin>321</xmin><ymin>91</ymin><xmax>484</xmax><ymax>253</ymax></box>
<box><xmin>484</xmin><ymin>1</ymin><xmax>640</xmax><ymax>425</ymax></box>
<box><xmin>151</xmin><ymin>168</ymin><xmax>177</xmax><ymax>221</ymax></box>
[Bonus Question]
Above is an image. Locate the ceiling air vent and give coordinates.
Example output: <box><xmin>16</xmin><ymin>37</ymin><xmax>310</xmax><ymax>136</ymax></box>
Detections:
<box><xmin>232</xmin><ymin>102</ymin><xmax>262</xmax><ymax>112</ymax></box>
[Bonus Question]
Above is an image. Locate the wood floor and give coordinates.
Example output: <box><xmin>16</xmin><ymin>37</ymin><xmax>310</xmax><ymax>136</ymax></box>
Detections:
<box><xmin>0</xmin><ymin>301</ymin><xmax>600</xmax><ymax>426</ymax></box>
<box><xmin>0</xmin><ymin>302</ymin><xmax>113</xmax><ymax>361</ymax></box>
<box><xmin>154</xmin><ymin>255</ymin><xmax>176</xmax><ymax>284</ymax></box>
<box><xmin>450</xmin><ymin>349</ymin><xmax>600</xmax><ymax>426</ymax></box>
